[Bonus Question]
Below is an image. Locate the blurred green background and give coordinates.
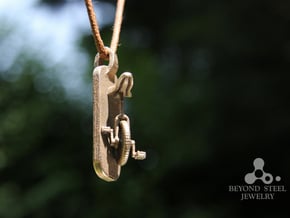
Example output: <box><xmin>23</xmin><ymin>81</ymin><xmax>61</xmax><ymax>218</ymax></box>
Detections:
<box><xmin>0</xmin><ymin>0</ymin><xmax>289</xmax><ymax>217</ymax></box>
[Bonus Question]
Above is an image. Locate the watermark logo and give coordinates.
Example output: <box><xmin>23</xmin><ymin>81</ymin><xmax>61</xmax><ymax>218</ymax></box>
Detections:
<box><xmin>244</xmin><ymin>158</ymin><xmax>281</xmax><ymax>185</ymax></box>
<box><xmin>229</xmin><ymin>157</ymin><xmax>286</xmax><ymax>200</ymax></box>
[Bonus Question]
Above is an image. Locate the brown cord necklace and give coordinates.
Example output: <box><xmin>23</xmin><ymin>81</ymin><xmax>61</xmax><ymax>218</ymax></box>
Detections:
<box><xmin>84</xmin><ymin>0</ymin><xmax>146</xmax><ymax>182</ymax></box>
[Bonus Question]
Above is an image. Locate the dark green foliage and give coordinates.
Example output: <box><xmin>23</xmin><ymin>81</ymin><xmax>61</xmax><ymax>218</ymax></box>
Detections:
<box><xmin>1</xmin><ymin>0</ymin><xmax>289</xmax><ymax>217</ymax></box>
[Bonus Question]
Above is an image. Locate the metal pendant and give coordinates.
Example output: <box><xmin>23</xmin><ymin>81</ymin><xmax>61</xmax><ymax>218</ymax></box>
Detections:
<box><xmin>92</xmin><ymin>47</ymin><xmax>146</xmax><ymax>182</ymax></box>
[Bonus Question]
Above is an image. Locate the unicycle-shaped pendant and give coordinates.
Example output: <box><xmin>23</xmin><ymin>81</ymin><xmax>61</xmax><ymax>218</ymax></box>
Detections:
<box><xmin>92</xmin><ymin>47</ymin><xmax>146</xmax><ymax>182</ymax></box>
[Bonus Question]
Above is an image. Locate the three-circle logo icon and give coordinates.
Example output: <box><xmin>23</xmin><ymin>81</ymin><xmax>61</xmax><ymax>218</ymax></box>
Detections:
<box><xmin>244</xmin><ymin>158</ymin><xmax>281</xmax><ymax>184</ymax></box>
